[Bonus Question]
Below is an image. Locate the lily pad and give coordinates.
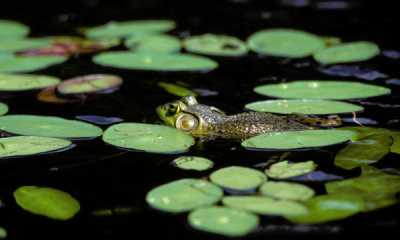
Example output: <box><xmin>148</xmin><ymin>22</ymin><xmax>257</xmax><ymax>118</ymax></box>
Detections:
<box><xmin>102</xmin><ymin>123</ymin><xmax>195</xmax><ymax>153</ymax></box>
<box><xmin>85</xmin><ymin>20</ymin><xmax>176</xmax><ymax>39</ymax></box>
<box><xmin>0</xmin><ymin>52</ymin><xmax>67</xmax><ymax>73</ymax></box>
<box><xmin>0</xmin><ymin>73</ymin><xmax>61</xmax><ymax>91</ymax></box>
<box><xmin>313</xmin><ymin>41</ymin><xmax>380</xmax><ymax>64</ymax></box>
<box><xmin>188</xmin><ymin>206</ymin><xmax>259</xmax><ymax>237</ymax></box>
<box><xmin>209</xmin><ymin>166</ymin><xmax>267</xmax><ymax>193</ymax></box>
<box><xmin>259</xmin><ymin>181</ymin><xmax>315</xmax><ymax>201</ymax></box>
<box><xmin>0</xmin><ymin>115</ymin><xmax>103</xmax><ymax>139</ymax></box>
<box><xmin>222</xmin><ymin>196</ymin><xmax>309</xmax><ymax>216</ymax></box>
<box><xmin>0</xmin><ymin>102</ymin><xmax>8</xmax><ymax>116</ymax></box>
<box><xmin>93</xmin><ymin>51</ymin><xmax>218</xmax><ymax>72</ymax></box>
<box><xmin>0</xmin><ymin>19</ymin><xmax>30</xmax><ymax>39</ymax></box>
<box><xmin>57</xmin><ymin>74</ymin><xmax>123</xmax><ymax>95</ymax></box>
<box><xmin>183</xmin><ymin>33</ymin><xmax>248</xmax><ymax>56</ymax></box>
<box><xmin>265</xmin><ymin>160</ymin><xmax>317</xmax><ymax>179</ymax></box>
<box><xmin>245</xmin><ymin>99</ymin><xmax>363</xmax><ymax>114</ymax></box>
<box><xmin>13</xmin><ymin>186</ymin><xmax>80</xmax><ymax>220</ymax></box>
<box><xmin>254</xmin><ymin>81</ymin><xmax>391</xmax><ymax>100</ymax></box>
<box><xmin>145</xmin><ymin>178</ymin><xmax>223</xmax><ymax>213</ymax></box>
<box><xmin>172</xmin><ymin>156</ymin><xmax>214</xmax><ymax>171</ymax></box>
<box><xmin>242</xmin><ymin>129</ymin><xmax>355</xmax><ymax>150</ymax></box>
<box><xmin>0</xmin><ymin>38</ymin><xmax>52</xmax><ymax>52</ymax></box>
<box><xmin>247</xmin><ymin>28</ymin><xmax>326</xmax><ymax>57</ymax></box>
<box><xmin>158</xmin><ymin>82</ymin><xmax>197</xmax><ymax>97</ymax></box>
<box><xmin>125</xmin><ymin>34</ymin><xmax>181</xmax><ymax>54</ymax></box>
<box><xmin>0</xmin><ymin>136</ymin><xmax>74</xmax><ymax>159</ymax></box>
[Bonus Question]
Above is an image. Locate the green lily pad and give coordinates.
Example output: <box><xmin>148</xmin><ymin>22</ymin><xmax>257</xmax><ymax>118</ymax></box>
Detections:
<box><xmin>0</xmin><ymin>38</ymin><xmax>52</xmax><ymax>52</ymax></box>
<box><xmin>222</xmin><ymin>196</ymin><xmax>309</xmax><ymax>216</ymax></box>
<box><xmin>0</xmin><ymin>73</ymin><xmax>61</xmax><ymax>91</ymax></box>
<box><xmin>125</xmin><ymin>34</ymin><xmax>181</xmax><ymax>54</ymax></box>
<box><xmin>188</xmin><ymin>206</ymin><xmax>259</xmax><ymax>237</ymax></box>
<box><xmin>209</xmin><ymin>166</ymin><xmax>267</xmax><ymax>192</ymax></box>
<box><xmin>245</xmin><ymin>99</ymin><xmax>364</xmax><ymax>114</ymax></box>
<box><xmin>172</xmin><ymin>156</ymin><xmax>214</xmax><ymax>171</ymax></box>
<box><xmin>85</xmin><ymin>20</ymin><xmax>176</xmax><ymax>39</ymax></box>
<box><xmin>247</xmin><ymin>28</ymin><xmax>326</xmax><ymax>57</ymax></box>
<box><xmin>265</xmin><ymin>160</ymin><xmax>317</xmax><ymax>179</ymax></box>
<box><xmin>0</xmin><ymin>102</ymin><xmax>8</xmax><ymax>116</ymax></box>
<box><xmin>242</xmin><ymin>129</ymin><xmax>355</xmax><ymax>150</ymax></box>
<box><xmin>183</xmin><ymin>33</ymin><xmax>248</xmax><ymax>57</ymax></box>
<box><xmin>0</xmin><ymin>136</ymin><xmax>74</xmax><ymax>159</ymax></box>
<box><xmin>0</xmin><ymin>226</ymin><xmax>6</xmax><ymax>239</ymax></box>
<box><xmin>0</xmin><ymin>19</ymin><xmax>30</xmax><ymax>39</ymax></box>
<box><xmin>57</xmin><ymin>74</ymin><xmax>123</xmax><ymax>95</ymax></box>
<box><xmin>102</xmin><ymin>123</ymin><xmax>195</xmax><ymax>153</ymax></box>
<box><xmin>259</xmin><ymin>181</ymin><xmax>315</xmax><ymax>201</ymax></box>
<box><xmin>158</xmin><ymin>82</ymin><xmax>197</xmax><ymax>97</ymax></box>
<box><xmin>93</xmin><ymin>51</ymin><xmax>218</xmax><ymax>72</ymax></box>
<box><xmin>0</xmin><ymin>52</ymin><xmax>67</xmax><ymax>73</ymax></box>
<box><xmin>0</xmin><ymin>115</ymin><xmax>103</xmax><ymax>139</ymax></box>
<box><xmin>334</xmin><ymin>134</ymin><xmax>393</xmax><ymax>170</ymax></box>
<box><xmin>254</xmin><ymin>81</ymin><xmax>391</xmax><ymax>100</ymax></box>
<box><xmin>13</xmin><ymin>186</ymin><xmax>80</xmax><ymax>220</ymax></box>
<box><xmin>313</xmin><ymin>41</ymin><xmax>380</xmax><ymax>64</ymax></box>
<box><xmin>145</xmin><ymin>178</ymin><xmax>223</xmax><ymax>213</ymax></box>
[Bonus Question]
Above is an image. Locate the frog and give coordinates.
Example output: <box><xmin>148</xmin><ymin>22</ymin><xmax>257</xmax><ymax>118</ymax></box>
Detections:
<box><xmin>156</xmin><ymin>96</ymin><xmax>341</xmax><ymax>140</ymax></box>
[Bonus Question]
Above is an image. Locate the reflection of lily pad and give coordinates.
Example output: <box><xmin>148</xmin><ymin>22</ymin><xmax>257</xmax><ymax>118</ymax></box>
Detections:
<box><xmin>125</xmin><ymin>34</ymin><xmax>181</xmax><ymax>54</ymax></box>
<box><xmin>265</xmin><ymin>160</ymin><xmax>317</xmax><ymax>179</ymax></box>
<box><xmin>183</xmin><ymin>33</ymin><xmax>248</xmax><ymax>56</ymax></box>
<box><xmin>146</xmin><ymin>178</ymin><xmax>223</xmax><ymax>213</ymax></box>
<box><xmin>172</xmin><ymin>156</ymin><xmax>214</xmax><ymax>171</ymax></box>
<box><xmin>247</xmin><ymin>28</ymin><xmax>326</xmax><ymax>57</ymax></box>
<box><xmin>0</xmin><ymin>38</ymin><xmax>52</xmax><ymax>52</ymax></box>
<box><xmin>259</xmin><ymin>181</ymin><xmax>315</xmax><ymax>201</ymax></box>
<box><xmin>0</xmin><ymin>52</ymin><xmax>67</xmax><ymax>73</ymax></box>
<box><xmin>313</xmin><ymin>41</ymin><xmax>380</xmax><ymax>64</ymax></box>
<box><xmin>245</xmin><ymin>99</ymin><xmax>363</xmax><ymax>114</ymax></box>
<box><xmin>0</xmin><ymin>102</ymin><xmax>8</xmax><ymax>116</ymax></box>
<box><xmin>0</xmin><ymin>115</ymin><xmax>103</xmax><ymax>139</ymax></box>
<box><xmin>0</xmin><ymin>73</ymin><xmax>61</xmax><ymax>91</ymax></box>
<box><xmin>188</xmin><ymin>206</ymin><xmax>259</xmax><ymax>237</ymax></box>
<box><xmin>0</xmin><ymin>136</ymin><xmax>74</xmax><ymax>159</ymax></box>
<box><xmin>14</xmin><ymin>186</ymin><xmax>80</xmax><ymax>220</ymax></box>
<box><xmin>254</xmin><ymin>81</ymin><xmax>391</xmax><ymax>100</ymax></box>
<box><xmin>158</xmin><ymin>82</ymin><xmax>197</xmax><ymax>97</ymax></box>
<box><xmin>102</xmin><ymin>123</ymin><xmax>195</xmax><ymax>153</ymax></box>
<box><xmin>93</xmin><ymin>51</ymin><xmax>218</xmax><ymax>72</ymax></box>
<box><xmin>0</xmin><ymin>19</ymin><xmax>30</xmax><ymax>38</ymax></box>
<box><xmin>57</xmin><ymin>74</ymin><xmax>123</xmax><ymax>95</ymax></box>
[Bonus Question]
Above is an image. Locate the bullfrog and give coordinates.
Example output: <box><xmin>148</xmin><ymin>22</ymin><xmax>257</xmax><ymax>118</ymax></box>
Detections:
<box><xmin>156</xmin><ymin>96</ymin><xmax>341</xmax><ymax>140</ymax></box>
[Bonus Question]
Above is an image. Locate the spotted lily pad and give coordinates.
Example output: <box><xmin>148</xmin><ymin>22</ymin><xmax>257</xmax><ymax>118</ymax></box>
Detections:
<box><xmin>259</xmin><ymin>181</ymin><xmax>315</xmax><ymax>201</ymax></box>
<box><xmin>0</xmin><ymin>136</ymin><xmax>74</xmax><ymax>159</ymax></box>
<box><xmin>145</xmin><ymin>178</ymin><xmax>223</xmax><ymax>213</ymax></box>
<box><xmin>102</xmin><ymin>123</ymin><xmax>195</xmax><ymax>153</ymax></box>
<box><xmin>0</xmin><ymin>73</ymin><xmax>61</xmax><ymax>91</ymax></box>
<box><xmin>0</xmin><ymin>115</ymin><xmax>103</xmax><ymax>139</ymax></box>
<box><xmin>0</xmin><ymin>38</ymin><xmax>52</xmax><ymax>52</ymax></box>
<box><xmin>254</xmin><ymin>81</ymin><xmax>391</xmax><ymax>100</ymax></box>
<box><xmin>0</xmin><ymin>19</ymin><xmax>30</xmax><ymax>39</ymax></box>
<box><xmin>125</xmin><ymin>34</ymin><xmax>181</xmax><ymax>54</ymax></box>
<box><xmin>0</xmin><ymin>102</ymin><xmax>8</xmax><ymax>116</ymax></box>
<box><xmin>265</xmin><ymin>160</ymin><xmax>317</xmax><ymax>179</ymax></box>
<box><xmin>172</xmin><ymin>156</ymin><xmax>214</xmax><ymax>171</ymax></box>
<box><xmin>0</xmin><ymin>52</ymin><xmax>67</xmax><ymax>73</ymax></box>
<box><xmin>188</xmin><ymin>206</ymin><xmax>259</xmax><ymax>237</ymax></box>
<box><xmin>13</xmin><ymin>186</ymin><xmax>80</xmax><ymax>220</ymax></box>
<box><xmin>247</xmin><ymin>28</ymin><xmax>326</xmax><ymax>57</ymax></box>
<box><xmin>93</xmin><ymin>51</ymin><xmax>218</xmax><ymax>72</ymax></box>
<box><xmin>183</xmin><ymin>33</ymin><xmax>248</xmax><ymax>57</ymax></box>
<box><xmin>245</xmin><ymin>99</ymin><xmax>363</xmax><ymax>114</ymax></box>
<box><xmin>57</xmin><ymin>74</ymin><xmax>123</xmax><ymax>95</ymax></box>
<box><xmin>313</xmin><ymin>41</ymin><xmax>380</xmax><ymax>64</ymax></box>
<box><xmin>158</xmin><ymin>82</ymin><xmax>197</xmax><ymax>97</ymax></box>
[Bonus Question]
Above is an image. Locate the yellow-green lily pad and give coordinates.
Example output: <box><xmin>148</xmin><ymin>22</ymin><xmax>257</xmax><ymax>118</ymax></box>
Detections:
<box><xmin>0</xmin><ymin>38</ymin><xmax>52</xmax><ymax>52</ymax></box>
<box><xmin>57</xmin><ymin>74</ymin><xmax>123</xmax><ymax>95</ymax></box>
<box><xmin>172</xmin><ymin>156</ymin><xmax>214</xmax><ymax>171</ymax></box>
<box><xmin>0</xmin><ymin>19</ymin><xmax>30</xmax><ymax>39</ymax></box>
<box><xmin>0</xmin><ymin>73</ymin><xmax>61</xmax><ymax>91</ymax></box>
<box><xmin>0</xmin><ymin>52</ymin><xmax>67</xmax><ymax>73</ymax></box>
<box><xmin>125</xmin><ymin>34</ymin><xmax>181</xmax><ymax>54</ymax></box>
<box><xmin>0</xmin><ymin>102</ymin><xmax>8</xmax><ymax>116</ymax></box>
<box><xmin>157</xmin><ymin>81</ymin><xmax>197</xmax><ymax>97</ymax></box>
<box><xmin>259</xmin><ymin>181</ymin><xmax>315</xmax><ymax>201</ymax></box>
<box><xmin>265</xmin><ymin>160</ymin><xmax>317</xmax><ymax>179</ymax></box>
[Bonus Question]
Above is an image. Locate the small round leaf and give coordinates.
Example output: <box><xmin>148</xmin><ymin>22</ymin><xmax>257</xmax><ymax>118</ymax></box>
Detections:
<box><xmin>259</xmin><ymin>181</ymin><xmax>315</xmax><ymax>201</ymax></box>
<box><xmin>265</xmin><ymin>160</ymin><xmax>317</xmax><ymax>179</ymax></box>
<box><xmin>172</xmin><ymin>156</ymin><xmax>214</xmax><ymax>171</ymax></box>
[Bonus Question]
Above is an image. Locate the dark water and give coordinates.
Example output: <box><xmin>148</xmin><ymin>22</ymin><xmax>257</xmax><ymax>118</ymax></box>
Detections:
<box><xmin>0</xmin><ymin>0</ymin><xmax>399</xmax><ymax>239</ymax></box>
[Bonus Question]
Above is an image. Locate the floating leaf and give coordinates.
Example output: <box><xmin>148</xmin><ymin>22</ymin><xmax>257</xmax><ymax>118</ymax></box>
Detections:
<box><xmin>13</xmin><ymin>186</ymin><xmax>80</xmax><ymax>220</ymax></box>
<box><xmin>265</xmin><ymin>160</ymin><xmax>317</xmax><ymax>179</ymax></box>
<box><xmin>158</xmin><ymin>82</ymin><xmax>197</xmax><ymax>97</ymax></box>
<box><xmin>145</xmin><ymin>178</ymin><xmax>223</xmax><ymax>213</ymax></box>
<box><xmin>222</xmin><ymin>196</ymin><xmax>309</xmax><ymax>216</ymax></box>
<box><xmin>259</xmin><ymin>181</ymin><xmax>315</xmax><ymax>201</ymax></box>
<box><xmin>0</xmin><ymin>19</ymin><xmax>29</xmax><ymax>39</ymax></box>
<box><xmin>242</xmin><ymin>129</ymin><xmax>355</xmax><ymax>150</ymax></box>
<box><xmin>254</xmin><ymin>81</ymin><xmax>391</xmax><ymax>100</ymax></box>
<box><xmin>245</xmin><ymin>99</ymin><xmax>363</xmax><ymax>114</ymax></box>
<box><xmin>0</xmin><ymin>226</ymin><xmax>6</xmax><ymax>239</ymax></box>
<box><xmin>0</xmin><ymin>115</ymin><xmax>103</xmax><ymax>139</ymax></box>
<box><xmin>0</xmin><ymin>52</ymin><xmax>67</xmax><ymax>73</ymax></box>
<box><xmin>57</xmin><ymin>74</ymin><xmax>123</xmax><ymax>96</ymax></box>
<box><xmin>0</xmin><ymin>38</ymin><xmax>52</xmax><ymax>52</ymax></box>
<box><xmin>102</xmin><ymin>123</ymin><xmax>195</xmax><ymax>153</ymax></box>
<box><xmin>0</xmin><ymin>102</ymin><xmax>8</xmax><ymax>116</ymax></box>
<box><xmin>0</xmin><ymin>136</ymin><xmax>74</xmax><ymax>159</ymax></box>
<box><xmin>125</xmin><ymin>34</ymin><xmax>181</xmax><ymax>54</ymax></box>
<box><xmin>172</xmin><ymin>156</ymin><xmax>214</xmax><ymax>171</ymax></box>
<box><xmin>188</xmin><ymin>206</ymin><xmax>259</xmax><ymax>237</ymax></box>
<box><xmin>334</xmin><ymin>134</ymin><xmax>393</xmax><ymax>170</ymax></box>
<box><xmin>37</xmin><ymin>85</ymin><xmax>82</xmax><ymax>104</ymax></box>
<box><xmin>247</xmin><ymin>28</ymin><xmax>326</xmax><ymax>57</ymax></box>
<box><xmin>93</xmin><ymin>51</ymin><xmax>218</xmax><ymax>72</ymax></box>
<box><xmin>183</xmin><ymin>33</ymin><xmax>248</xmax><ymax>57</ymax></box>
<box><xmin>313</xmin><ymin>41</ymin><xmax>380</xmax><ymax>64</ymax></box>
<box><xmin>209</xmin><ymin>166</ymin><xmax>266</xmax><ymax>193</ymax></box>
<box><xmin>0</xmin><ymin>73</ymin><xmax>61</xmax><ymax>91</ymax></box>
<box><xmin>85</xmin><ymin>20</ymin><xmax>176</xmax><ymax>39</ymax></box>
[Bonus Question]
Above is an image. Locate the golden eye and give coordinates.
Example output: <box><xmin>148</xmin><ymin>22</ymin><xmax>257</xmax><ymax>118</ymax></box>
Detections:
<box><xmin>167</xmin><ymin>103</ymin><xmax>180</xmax><ymax>116</ymax></box>
<box><xmin>176</xmin><ymin>114</ymin><xmax>198</xmax><ymax>132</ymax></box>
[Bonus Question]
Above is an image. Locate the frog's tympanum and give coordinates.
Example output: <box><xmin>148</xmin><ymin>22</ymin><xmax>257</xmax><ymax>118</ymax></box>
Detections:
<box><xmin>156</xmin><ymin>96</ymin><xmax>341</xmax><ymax>140</ymax></box>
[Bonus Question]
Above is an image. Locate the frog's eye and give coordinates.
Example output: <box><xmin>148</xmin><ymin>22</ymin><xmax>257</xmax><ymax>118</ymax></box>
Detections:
<box><xmin>175</xmin><ymin>114</ymin><xmax>198</xmax><ymax>132</ymax></box>
<box><xmin>167</xmin><ymin>103</ymin><xmax>180</xmax><ymax>115</ymax></box>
